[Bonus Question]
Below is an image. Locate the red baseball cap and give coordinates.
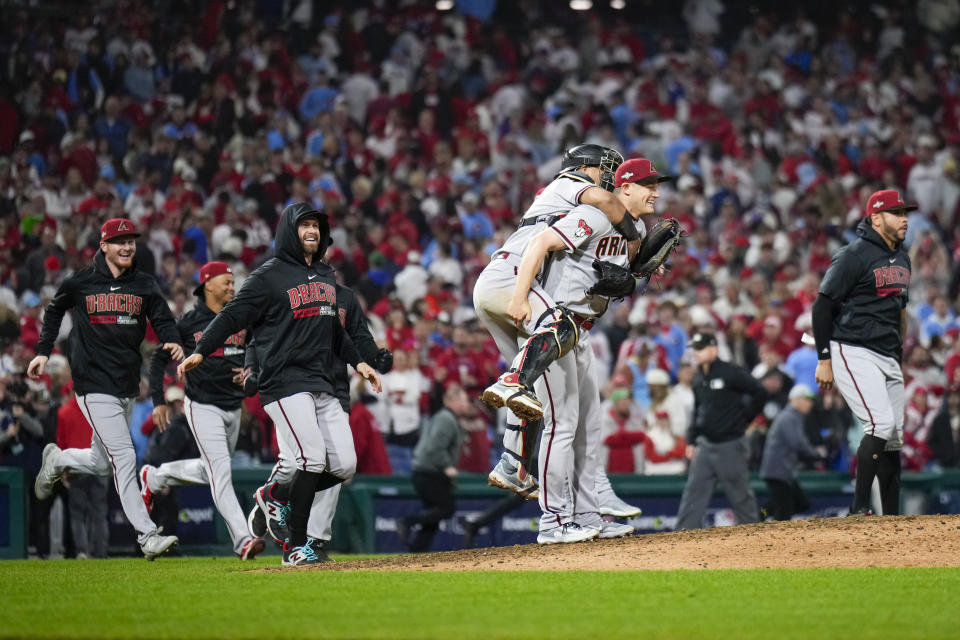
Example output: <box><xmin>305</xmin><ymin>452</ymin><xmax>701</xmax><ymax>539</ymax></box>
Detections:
<box><xmin>865</xmin><ymin>189</ymin><xmax>918</xmax><ymax>217</ymax></box>
<box><xmin>614</xmin><ymin>158</ymin><xmax>674</xmax><ymax>188</ymax></box>
<box><xmin>193</xmin><ymin>261</ymin><xmax>233</xmax><ymax>296</ymax></box>
<box><xmin>100</xmin><ymin>218</ymin><xmax>140</xmax><ymax>242</ymax></box>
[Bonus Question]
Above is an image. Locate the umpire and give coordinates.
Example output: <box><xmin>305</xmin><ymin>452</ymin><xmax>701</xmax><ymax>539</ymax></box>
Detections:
<box><xmin>813</xmin><ymin>189</ymin><xmax>914</xmax><ymax>516</ymax></box>
<box><xmin>676</xmin><ymin>332</ymin><xmax>765</xmax><ymax>530</ymax></box>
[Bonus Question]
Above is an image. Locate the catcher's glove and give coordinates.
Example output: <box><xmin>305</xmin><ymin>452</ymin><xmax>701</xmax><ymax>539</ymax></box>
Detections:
<box><xmin>586</xmin><ymin>259</ymin><xmax>637</xmax><ymax>298</ymax></box>
<box><xmin>631</xmin><ymin>217</ymin><xmax>684</xmax><ymax>279</ymax></box>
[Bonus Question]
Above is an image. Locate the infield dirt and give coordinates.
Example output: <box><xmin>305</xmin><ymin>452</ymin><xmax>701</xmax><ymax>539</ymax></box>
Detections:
<box><xmin>298</xmin><ymin>514</ymin><xmax>960</xmax><ymax>572</ymax></box>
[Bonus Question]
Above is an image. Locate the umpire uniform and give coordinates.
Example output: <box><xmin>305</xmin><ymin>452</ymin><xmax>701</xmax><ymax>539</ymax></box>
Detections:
<box><xmin>813</xmin><ymin>189</ymin><xmax>914</xmax><ymax>515</ymax></box>
<box><xmin>676</xmin><ymin>332</ymin><xmax>765</xmax><ymax>530</ymax></box>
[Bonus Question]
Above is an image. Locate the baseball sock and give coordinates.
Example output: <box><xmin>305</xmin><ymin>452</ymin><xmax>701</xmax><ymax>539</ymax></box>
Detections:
<box><xmin>853</xmin><ymin>434</ymin><xmax>886</xmax><ymax>512</ymax></box>
<box><xmin>877</xmin><ymin>450</ymin><xmax>902</xmax><ymax>515</ymax></box>
<box><xmin>315</xmin><ymin>470</ymin><xmax>344</xmax><ymax>491</ymax></box>
<box><xmin>288</xmin><ymin>470</ymin><xmax>322</xmax><ymax>547</ymax></box>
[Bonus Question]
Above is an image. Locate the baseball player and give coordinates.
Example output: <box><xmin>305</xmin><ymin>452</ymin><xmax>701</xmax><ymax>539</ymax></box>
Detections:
<box><xmin>142</xmin><ymin>261</ymin><xmax>265</xmax><ymax>560</ymax></box>
<box><xmin>813</xmin><ymin>189</ymin><xmax>914</xmax><ymax>516</ymax></box>
<box><xmin>505</xmin><ymin>158</ymin><xmax>673</xmax><ymax>542</ymax></box>
<box><xmin>29</xmin><ymin>218</ymin><xmax>184</xmax><ymax>560</ymax></box>
<box><xmin>475</xmin><ymin>144</ymin><xmax>639</xmax><ymax>495</ymax></box>
<box><xmin>178</xmin><ymin>203</ymin><xmax>382</xmax><ymax>566</ymax></box>
<box><xmin>246</xmin><ymin>281</ymin><xmax>393</xmax><ymax>562</ymax></box>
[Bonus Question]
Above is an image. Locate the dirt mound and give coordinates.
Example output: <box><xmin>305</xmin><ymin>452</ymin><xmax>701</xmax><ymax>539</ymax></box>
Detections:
<box><xmin>312</xmin><ymin>514</ymin><xmax>960</xmax><ymax>571</ymax></box>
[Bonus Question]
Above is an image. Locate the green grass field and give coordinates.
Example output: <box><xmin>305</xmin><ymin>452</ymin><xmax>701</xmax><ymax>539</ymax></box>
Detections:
<box><xmin>1</xmin><ymin>557</ymin><xmax>957</xmax><ymax>639</ymax></box>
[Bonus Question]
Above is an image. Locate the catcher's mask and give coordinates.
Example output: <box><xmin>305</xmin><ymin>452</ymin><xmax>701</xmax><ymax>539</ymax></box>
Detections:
<box><xmin>560</xmin><ymin>144</ymin><xmax>624</xmax><ymax>192</ymax></box>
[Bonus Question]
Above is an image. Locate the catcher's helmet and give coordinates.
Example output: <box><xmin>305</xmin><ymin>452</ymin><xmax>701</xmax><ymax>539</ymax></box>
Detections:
<box><xmin>560</xmin><ymin>144</ymin><xmax>624</xmax><ymax>192</ymax></box>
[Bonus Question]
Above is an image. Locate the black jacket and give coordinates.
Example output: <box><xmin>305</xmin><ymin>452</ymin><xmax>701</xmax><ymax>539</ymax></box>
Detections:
<box><xmin>149</xmin><ymin>297</ymin><xmax>247</xmax><ymax>411</ymax></box>
<box><xmin>926</xmin><ymin>409</ymin><xmax>960</xmax><ymax>468</ymax></box>
<box><xmin>244</xmin><ymin>284</ymin><xmax>380</xmax><ymax>413</ymax></box>
<box><xmin>689</xmin><ymin>359</ymin><xmax>765</xmax><ymax>444</ymax></box>
<box><xmin>194</xmin><ymin>203</ymin><xmax>362</xmax><ymax>405</ymax></box>
<box><xmin>37</xmin><ymin>251</ymin><xmax>180</xmax><ymax>398</ymax></box>
<box><xmin>817</xmin><ymin>218</ymin><xmax>910</xmax><ymax>360</ymax></box>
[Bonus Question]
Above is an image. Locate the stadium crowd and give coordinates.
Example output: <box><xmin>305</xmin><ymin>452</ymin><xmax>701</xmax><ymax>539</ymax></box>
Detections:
<box><xmin>2</xmin><ymin>0</ymin><xmax>960</xmax><ymax>555</ymax></box>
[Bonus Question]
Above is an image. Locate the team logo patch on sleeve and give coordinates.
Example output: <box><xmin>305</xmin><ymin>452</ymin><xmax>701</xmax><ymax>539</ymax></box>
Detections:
<box><xmin>574</xmin><ymin>219</ymin><xmax>593</xmax><ymax>239</ymax></box>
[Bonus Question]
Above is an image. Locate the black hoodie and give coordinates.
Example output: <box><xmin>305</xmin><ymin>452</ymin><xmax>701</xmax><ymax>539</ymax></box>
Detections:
<box><xmin>148</xmin><ymin>296</ymin><xmax>247</xmax><ymax>411</ymax></box>
<box><xmin>193</xmin><ymin>203</ymin><xmax>362</xmax><ymax>404</ymax></box>
<box><xmin>244</xmin><ymin>283</ymin><xmax>380</xmax><ymax>413</ymax></box>
<box><xmin>37</xmin><ymin>251</ymin><xmax>181</xmax><ymax>397</ymax></box>
<box><xmin>818</xmin><ymin>217</ymin><xmax>911</xmax><ymax>360</ymax></box>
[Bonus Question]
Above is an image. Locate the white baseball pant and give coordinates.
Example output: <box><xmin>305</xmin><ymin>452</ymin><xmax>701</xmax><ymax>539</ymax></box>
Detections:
<box><xmin>830</xmin><ymin>341</ymin><xmax>905</xmax><ymax>447</ymax></box>
<box><xmin>473</xmin><ymin>253</ymin><xmax>561</xmax><ymax>461</ymax></box>
<box><xmin>54</xmin><ymin>393</ymin><xmax>158</xmax><ymax>544</ymax></box>
<box><xmin>572</xmin><ymin>337</ymin><xmax>602</xmax><ymax>529</ymax></box>
<box><xmin>143</xmin><ymin>397</ymin><xmax>252</xmax><ymax>554</ymax></box>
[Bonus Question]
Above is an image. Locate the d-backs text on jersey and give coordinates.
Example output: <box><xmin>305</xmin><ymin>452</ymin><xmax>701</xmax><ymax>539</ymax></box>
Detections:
<box><xmin>872</xmin><ymin>265</ymin><xmax>910</xmax><ymax>297</ymax></box>
<box><xmin>85</xmin><ymin>292</ymin><xmax>143</xmax><ymax>325</ymax></box>
<box><xmin>287</xmin><ymin>280</ymin><xmax>337</xmax><ymax>319</ymax></box>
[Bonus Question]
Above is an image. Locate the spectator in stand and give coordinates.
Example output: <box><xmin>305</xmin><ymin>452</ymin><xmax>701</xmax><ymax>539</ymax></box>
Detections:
<box><xmin>600</xmin><ymin>388</ymin><xmax>646</xmax><ymax>473</ymax></box>
<box><xmin>398</xmin><ymin>384</ymin><xmax>470</xmax><ymax>553</ymax></box>
<box><xmin>640</xmin><ymin>408</ymin><xmax>688</xmax><ymax>475</ymax></box>
<box><xmin>927</xmin><ymin>390</ymin><xmax>960</xmax><ymax>468</ymax></box>
<box><xmin>56</xmin><ymin>382</ymin><xmax>108</xmax><ymax>558</ymax></box>
<box><xmin>379</xmin><ymin>348</ymin><xmax>429</xmax><ymax>473</ymax></box>
<box><xmin>760</xmin><ymin>384</ymin><xmax>825</xmax><ymax>521</ymax></box>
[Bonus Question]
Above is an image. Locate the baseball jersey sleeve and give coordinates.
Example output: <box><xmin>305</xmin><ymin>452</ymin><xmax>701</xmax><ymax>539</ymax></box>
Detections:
<box><xmin>196</xmin><ymin>276</ymin><xmax>267</xmax><ymax>357</ymax></box>
<box><xmin>549</xmin><ymin>205</ymin><xmax>610</xmax><ymax>253</ymax></box>
<box><xmin>818</xmin><ymin>247</ymin><xmax>861</xmax><ymax>301</ymax></box>
<box><xmin>552</xmin><ymin>177</ymin><xmax>593</xmax><ymax>208</ymax></box>
<box><xmin>144</xmin><ymin>280</ymin><xmax>182</xmax><ymax>345</ymax></box>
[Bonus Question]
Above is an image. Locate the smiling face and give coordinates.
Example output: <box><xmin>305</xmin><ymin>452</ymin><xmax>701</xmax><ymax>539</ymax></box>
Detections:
<box><xmin>619</xmin><ymin>179</ymin><xmax>660</xmax><ymax>218</ymax></box>
<box><xmin>100</xmin><ymin>236</ymin><xmax>137</xmax><ymax>271</ymax></box>
<box><xmin>205</xmin><ymin>273</ymin><xmax>235</xmax><ymax>307</ymax></box>
<box><xmin>298</xmin><ymin>217</ymin><xmax>321</xmax><ymax>258</ymax></box>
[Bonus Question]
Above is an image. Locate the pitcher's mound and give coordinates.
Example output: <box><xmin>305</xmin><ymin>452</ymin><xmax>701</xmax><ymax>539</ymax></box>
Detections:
<box><xmin>315</xmin><ymin>514</ymin><xmax>960</xmax><ymax>571</ymax></box>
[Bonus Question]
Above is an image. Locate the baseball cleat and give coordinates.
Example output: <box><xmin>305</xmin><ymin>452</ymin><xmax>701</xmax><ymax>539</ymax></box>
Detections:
<box><xmin>141</xmin><ymin>529</ymin><xmax>179</xmax><ymax>560</ymax></box>
<box><xmin>536</xmin><ymin>523</ymin><xmax>600</xmax><ymax>545</ymax></box>
<box><xmin>139</xmin><ymin>464</ymin><xmax>156</xmax><ymax>514</ymax></box>
<box><xmin>481</xmin><ymin>376</ymin><xmax>523</xmax><ymax>410</ymax></box>
<box><xmin>34</xmin><ymin>443</ymin><xmax>63</xmax><ymax>500</ymax></box>
<box><xmin>596</xmin><ymin>521</ymin><xmax>635</xmax><ymax>539</ymax></box>
<box><xmin>308</xmin><ymin>538</ymin><xmax>334</xmax><ymax>563</ymax></box>
<box><xmin>506</xmin><ymin>388</ymin><xmax>544</xmax><ymax>422</ymax></box>
<box><xmin>239</xmin><ymin>537</ymin><xmax>266</xmax><ymax>561</ymax></box>
<box><xmin>282</xmin><ymin>539</ymin><xmax>322</xmax><ymax>566</ymax></box>
<box><xmin>487</xmin><ymin>456</ymin><xmax>539</xmax><ymax>500</ymax></box>
<box><xmin>247</xmin><ymin>502</ymin><xmax>268</xmax><ymax>540</ymax></box>
<box><xmin>599</xmin><ymin>495</ymin><xmax>642</xmax><ymax>518</ymax></box>
<box><xmin>255</xmin><ymin>483</ymin><xmax>290</xmax><ymax>544</ymax></box>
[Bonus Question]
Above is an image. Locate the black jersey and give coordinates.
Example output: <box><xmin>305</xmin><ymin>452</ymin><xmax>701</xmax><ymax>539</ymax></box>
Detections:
<box><xmin>36</xmin><ymin>251</ymin><xmax>181</xmax><ymax>398</ymax></box>
<box><xmin>818</xmin><ymin>218</ymin><xmax>910</xmax><ymax>360</ymax></box>
<box><xmin>193</xmin><ymin>203</ymin><xmax>362</xmax><ymax>405</ymax></box>
<box><xmin>149</xmin><ymin>297</ymin><xmax>247</xmax><ymax>411</ymax></box>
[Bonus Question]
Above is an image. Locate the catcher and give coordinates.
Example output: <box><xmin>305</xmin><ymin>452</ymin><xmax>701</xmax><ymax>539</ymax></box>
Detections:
<box><xmin>487</xmin><ymin>157</ymin><xmax>683</xmax><ymax>426</ymax></box>
<box><xmin>501</xmin><ymin>157</ymin><xmax>681</xmax><ymax>542</ymax></box>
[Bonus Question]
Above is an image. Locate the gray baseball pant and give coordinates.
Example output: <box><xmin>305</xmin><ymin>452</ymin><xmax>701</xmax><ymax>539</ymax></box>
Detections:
<box><xmin>55</xmin><ymin>393</ymin><xmax>158</xmax><ymax>544</ymax></box>
<box><xmin>675</xmin><ymin>435</ymin><xmax>759</xmax><ymax>530</ymax></box>
<box><xmin>144</xmin><ymin>397</ymin><xmax>252</xmax><ymax>554</ymax></box>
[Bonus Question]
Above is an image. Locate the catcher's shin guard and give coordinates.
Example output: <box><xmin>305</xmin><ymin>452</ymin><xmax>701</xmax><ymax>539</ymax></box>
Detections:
<box><xmin>514</xmin><ymin>310</ymin><xmax>579</xmax><ymax>389</ymax></box>
<box><xmin>495</xmin><ymin>311</ymin><xmax>579</xmax><ymax>421</ymax></box>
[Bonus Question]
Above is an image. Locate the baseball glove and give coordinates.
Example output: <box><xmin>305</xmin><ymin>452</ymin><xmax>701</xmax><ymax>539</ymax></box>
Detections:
<box><xmin>630</xmin><ymin>217</ymin><xmax>684</xmax><ymax>279</ymax></box>
<box><xmin>586</xmin><ymin>259</ymin><xmax>637</xmax><ymax>298</ymax></box>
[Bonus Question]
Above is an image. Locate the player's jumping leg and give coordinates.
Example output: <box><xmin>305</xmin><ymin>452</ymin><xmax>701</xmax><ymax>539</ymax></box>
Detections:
<box><xmin>485</xmin><ymin>309</ymin><xmax>579</xmax><ymax>422</ymax></box>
